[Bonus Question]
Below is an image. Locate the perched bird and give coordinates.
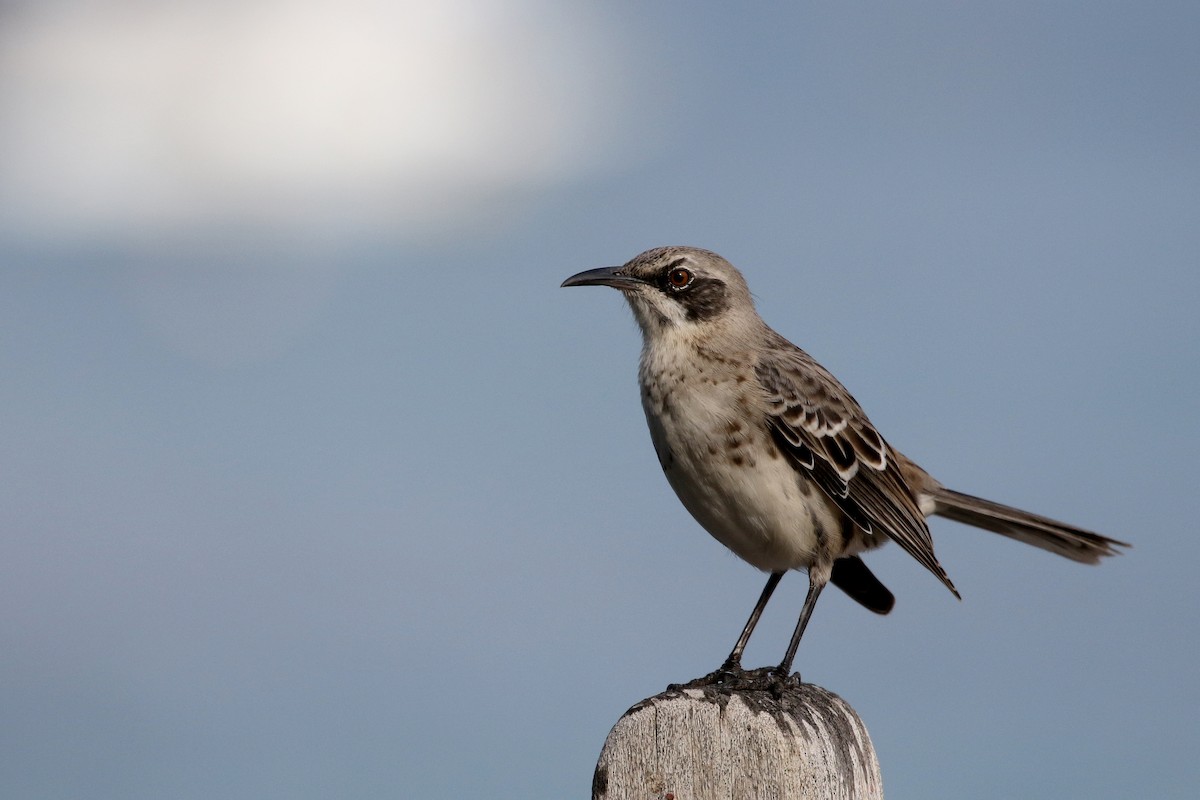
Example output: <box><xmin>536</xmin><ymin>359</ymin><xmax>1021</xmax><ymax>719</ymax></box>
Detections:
<box><xmin>562</xmin><ymin>246</ymin><xmax>1127</xmax><ymax>681</ymax></box>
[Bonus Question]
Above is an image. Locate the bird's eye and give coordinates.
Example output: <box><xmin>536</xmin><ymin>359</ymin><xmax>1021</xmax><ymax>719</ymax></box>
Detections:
<box><xmin>667</xmin><ymin>267</ymin><xmax>693</xmax><ymax>290</ymax></box>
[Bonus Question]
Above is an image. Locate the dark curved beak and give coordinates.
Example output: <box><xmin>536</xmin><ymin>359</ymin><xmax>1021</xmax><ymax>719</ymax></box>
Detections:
<box><xmin>560</xmin><ymin>266</ymin><xmax>646</xmax><ymax>290</ymax></box>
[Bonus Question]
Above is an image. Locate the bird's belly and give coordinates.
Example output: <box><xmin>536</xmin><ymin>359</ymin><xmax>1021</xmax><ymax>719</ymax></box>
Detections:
<box><xmin>643</xmin><ymin>391</ymin><xmax>845</xmax><ymax>572</ymax></box>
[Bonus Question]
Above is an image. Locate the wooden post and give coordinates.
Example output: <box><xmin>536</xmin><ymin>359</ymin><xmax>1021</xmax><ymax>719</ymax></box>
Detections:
<box><xmin>593</xmin><ymin>676</ymin><xmax>881</xmax><ymax>800</ymax></box>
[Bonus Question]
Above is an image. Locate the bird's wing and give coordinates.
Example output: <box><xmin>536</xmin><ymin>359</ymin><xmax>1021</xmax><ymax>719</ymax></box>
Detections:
<box><xmin>755</xmin><ymin>333</ymin><xmax>959</xmax><ymax>597</ymax></box>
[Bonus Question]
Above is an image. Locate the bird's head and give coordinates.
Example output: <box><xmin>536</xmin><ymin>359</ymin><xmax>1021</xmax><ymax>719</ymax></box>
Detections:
<box><xmin>561</xmin><ymin>246</ymin><xmax>756</xmax><ymax>338</ymax></box>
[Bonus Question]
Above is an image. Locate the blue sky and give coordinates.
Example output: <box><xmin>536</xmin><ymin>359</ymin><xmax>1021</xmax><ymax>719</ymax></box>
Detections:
<box><xmin>2</xmin><ymin>2</ymin><xmax>1197</xmax><ymax>797</ymax></box>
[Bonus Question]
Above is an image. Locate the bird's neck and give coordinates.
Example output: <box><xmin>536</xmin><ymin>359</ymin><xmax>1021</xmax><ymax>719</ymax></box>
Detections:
<box><xmin>638</xmin><ymin>313</ymin><xmax>765</xmax><ymax>377</ymax></box>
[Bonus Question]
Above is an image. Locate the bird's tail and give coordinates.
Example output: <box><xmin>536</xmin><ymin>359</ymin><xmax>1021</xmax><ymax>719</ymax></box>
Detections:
<box><xmin>928</xmin><ymin>487</ymin><xmax>1129</xmax><ymax>563</ymax></box>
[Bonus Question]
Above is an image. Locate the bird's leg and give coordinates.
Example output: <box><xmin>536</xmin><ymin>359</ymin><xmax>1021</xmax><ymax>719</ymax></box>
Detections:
<box><xmin>773</xmin><ymin>569</ymin><xmax>827</xmax><ymax>681</ymax></box>
<box><xmin>719</xmin><ymin>571</ymin><xmax>784</xmax><ymax>673</ymax></box>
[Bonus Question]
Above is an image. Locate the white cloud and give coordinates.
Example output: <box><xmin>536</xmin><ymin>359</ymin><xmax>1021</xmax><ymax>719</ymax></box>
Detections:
<box><xmin>0</xmin><ymin>0</ymin><xmax>648</xmax><ymax>242</ymax></box>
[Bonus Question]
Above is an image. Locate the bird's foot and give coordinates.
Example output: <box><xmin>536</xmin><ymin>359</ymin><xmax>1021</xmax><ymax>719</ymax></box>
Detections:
<box><xmin>678</xmin><ymin>660</ymin><xmax>746</xmax><ymax>689</ymax></box>
<box><xmin>674</xmin><ymin>663</ymin><xmax>797</xmax><ymax>692</ymax></box>
<box><xmin>669</xmin><ymin>654</ymin><xmax>808</xmax><ymax>693</ymax></box>
<box><xmin>768</xmin><ymin>665</ymin><xmax>801</xmax><ymax>682</ymax></box>
<box><xmin>766</xmin><ymin>667</ymin><xmax>802</xmax><ymax>697</ymax></box>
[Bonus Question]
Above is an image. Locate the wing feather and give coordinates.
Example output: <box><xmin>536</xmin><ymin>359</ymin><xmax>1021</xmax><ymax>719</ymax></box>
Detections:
<box><xmin>755</xmin><ymin>333</ymin><xmax>959</xmax><ymax>597</ymax></box>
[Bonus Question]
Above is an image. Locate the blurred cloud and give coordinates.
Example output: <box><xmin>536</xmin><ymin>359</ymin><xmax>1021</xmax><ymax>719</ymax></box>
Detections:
<box><xmin>0</xmin><ymin>0</ymin><xmax>649</xmax><ymax>243</ymax></box>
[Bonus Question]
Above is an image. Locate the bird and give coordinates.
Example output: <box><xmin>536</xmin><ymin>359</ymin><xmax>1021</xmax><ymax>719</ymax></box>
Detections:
<box><xmin>561</xmin><ymin>246</ymin><xmax>1128</xmax><ymax>682</ymax></box>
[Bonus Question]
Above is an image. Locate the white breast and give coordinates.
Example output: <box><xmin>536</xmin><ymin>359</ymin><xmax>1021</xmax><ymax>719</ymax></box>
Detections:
<box><xmin>638</xmin><ymin>339</ymin><xmax>844</xmax><ymax>572</ymax></box>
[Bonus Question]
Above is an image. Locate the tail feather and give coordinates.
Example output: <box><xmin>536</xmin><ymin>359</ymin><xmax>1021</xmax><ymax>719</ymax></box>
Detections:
<box><xmin>830</xmin><ymin>556</ymin><xmax>895</xmax><ymax>615</ymax></box>
<box><xmin>928</xmin><ymin>487</ymin><xmax>1129</xmax><ymax>564</ymax></box>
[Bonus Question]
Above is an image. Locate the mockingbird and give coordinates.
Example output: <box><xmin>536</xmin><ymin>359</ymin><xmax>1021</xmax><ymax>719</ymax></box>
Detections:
<box><xmin>562</xmin><ymin>246</ymin><xmax>1127</xmax><ymax>681</ymax></box>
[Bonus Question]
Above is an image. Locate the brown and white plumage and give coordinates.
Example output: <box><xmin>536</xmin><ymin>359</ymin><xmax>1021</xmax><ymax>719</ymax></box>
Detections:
<box><xmin>562</xmin><ymin>246</ymin><xmax>1128</xmax><ymax>680</ymax></box>
<box><xmin>756</xmin><ymin>334</ymin><xmax>958</xmax><ymax>598</ymax></box>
